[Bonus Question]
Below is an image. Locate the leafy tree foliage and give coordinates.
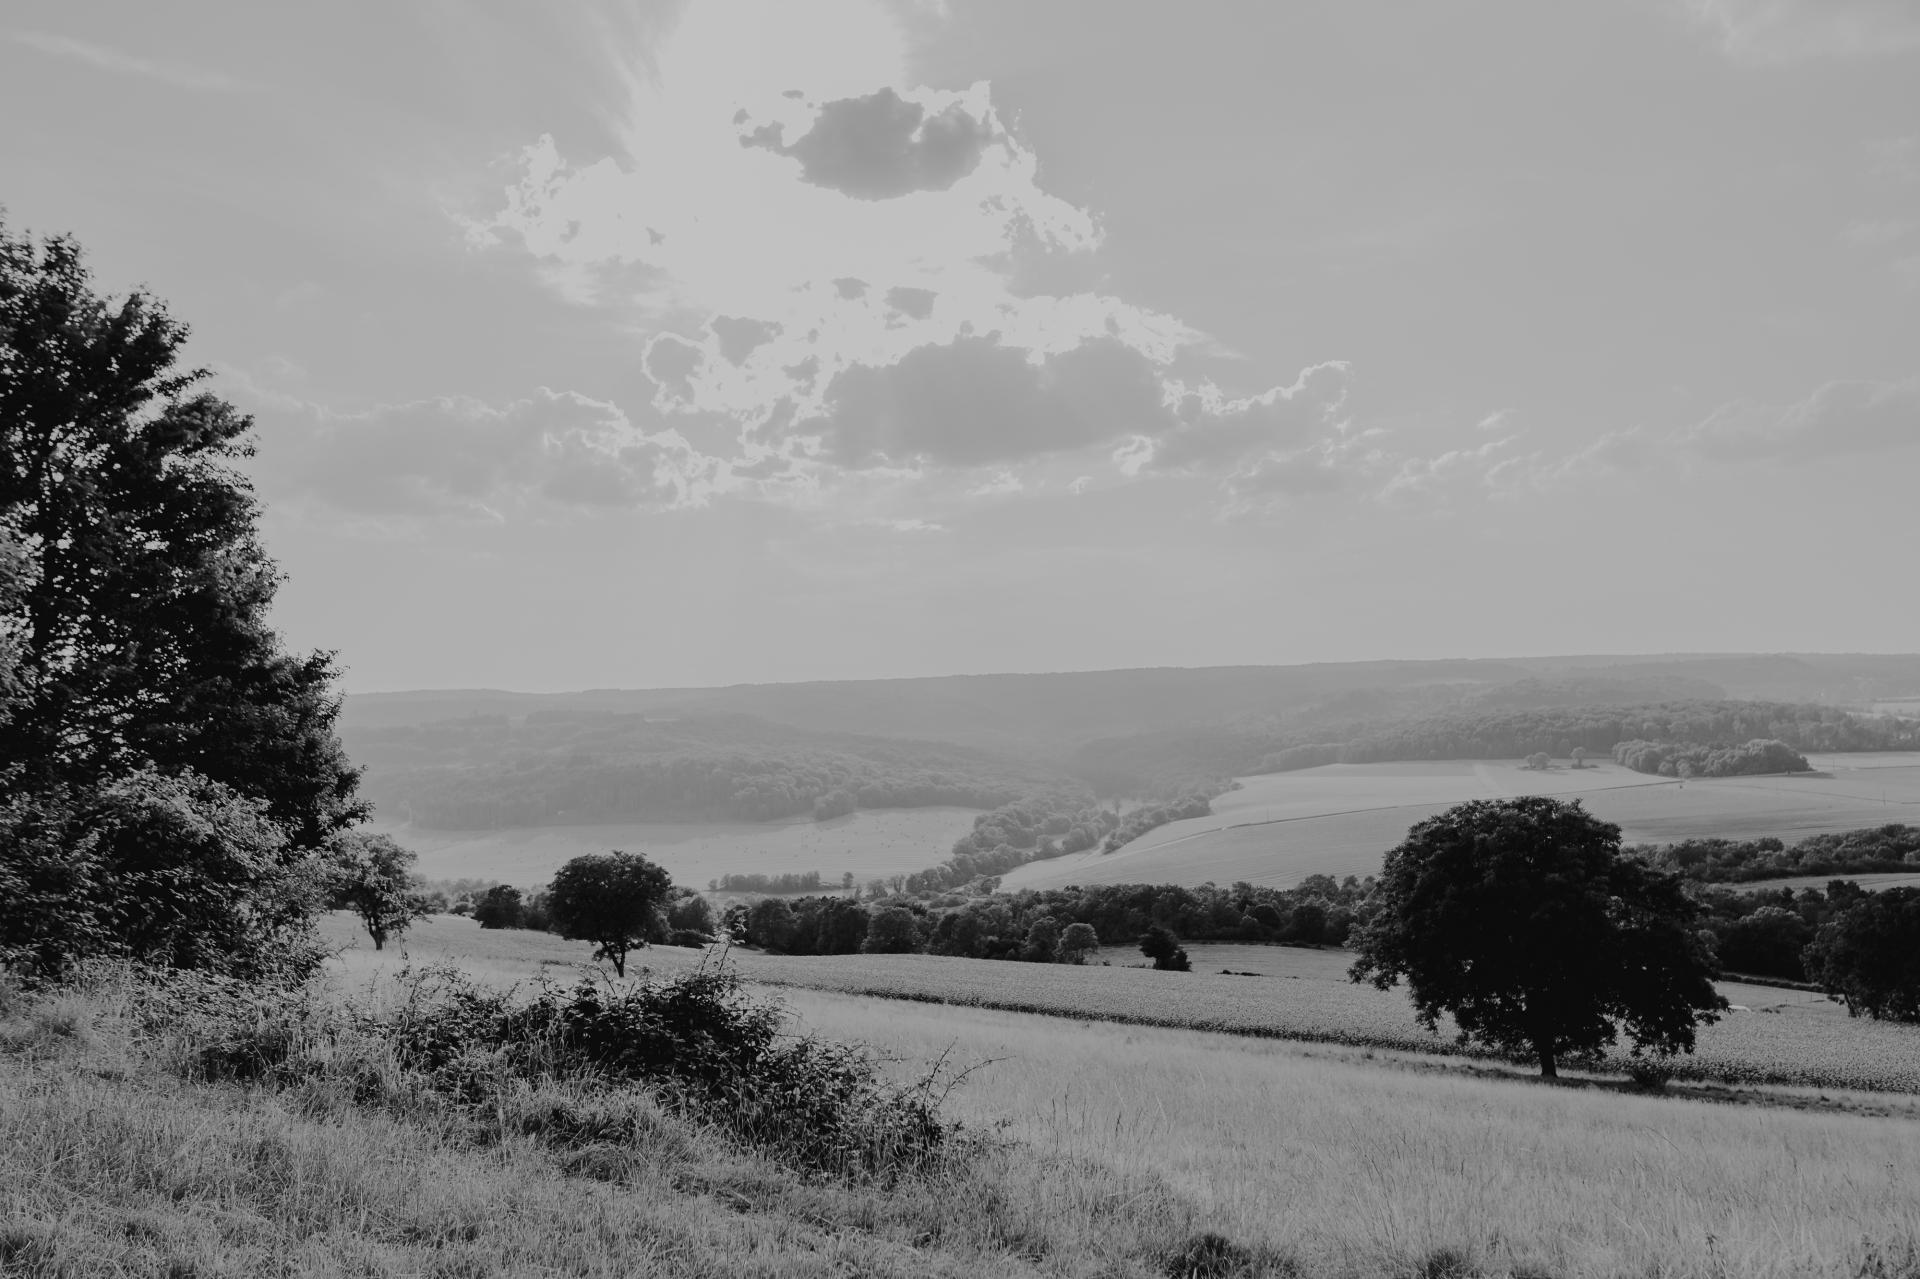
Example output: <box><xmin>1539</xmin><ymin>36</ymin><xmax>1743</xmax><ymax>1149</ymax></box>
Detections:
<box><xmin>0</xmin><ymin>223</ymin><xmax>362</xmax><ymax>846</ymax></box>
<box><xmin>471</xmin><ymin>885</ymin><xmax>525</xmax><ymax>930</ymax></box>
<box><xmin>664</xmin><ymin>887</ymin><xmax>716</xmax><ymax>937</ymax></box>
<box><xmin>1632</xmin><ymin>824</ymin><xmax>1920</xmax><ymax>885</ymax></box>
<box><xmin>0</xmin><ymin>220</ymin><xmax>364</xmax><ymax>976</ymax></box>
<box><xmin>328</xmin><ymin>832</ymin><xmax>430</xmax><ymax>950</ymax></box>
<box><xmin>544</xmin><ymin>850</ymin><xmax>674</xmax><ymax>977</ymax></box>
<box><xmin>1057</xmin><ymin>921</ymin><xmax>1100</xmax><ymax>964</ymax></box>
<box><xmin>903</xmin><ymin>792</ymin><xmax>1121</xmax><ymax>893</ymax></box>
<box><xmin>711</xmin><ymin>871</ymin><xmax>824</xmax><ymax>894</ymax></box>
<box><xmin>863</xmin><ymin>905</ymin><xmax>921</xmax><ymax>954</ymax></box>
<box><xmin>1715</xmin><ymin>906</ymin><xmax>1813</xmax><ymax>981</ymax></box>
<box><xmin>1803</xmin><ymin>888</ymin><xmax>1920</xmax><ymax>1022</ymax></box>
<box><xmin>0</xmin><ymin>769</ymin><xmax>324</xmax><ymax>977</ymax></box>
<box><xmin>745</xmin><ymin>897</ymin><xmax>797</xmax><ymax>952</ymax></box>
<box><xmin>1139</xmin><ymin>925</ymin><xmax>1190</xmax><ymax>972</ymax></box>
<box><xmin>1611</xmin><ymin>738</ymin><xmax>1807</xmax><ymax>778</ymax></box>
<box><xmin>1350</xmin><ymin>797</ymin><xmax>1726</xmax><ymax>1077</ymax></box>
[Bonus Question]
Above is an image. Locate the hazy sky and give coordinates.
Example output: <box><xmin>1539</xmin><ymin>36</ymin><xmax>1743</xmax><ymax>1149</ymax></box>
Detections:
<box><xmin>4</xmin><ymin>1</ymin><xmax>1917</xmax><ymax>691</ymax></box>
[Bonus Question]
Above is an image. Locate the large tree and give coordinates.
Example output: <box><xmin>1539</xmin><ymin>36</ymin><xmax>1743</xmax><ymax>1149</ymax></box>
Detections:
<box><xmin>545</xmin><ymin>851</ymin><xmax>674</xmax><ymax>977</ymax></box>
<box><xmin>1803</xmin><ymin>887</ymin><xmax>1920</xmax><ymax>1022</ymax></box>
<box><xmin>1350</xmin><ymin>797</ymin><xmax>1725</xmax><ymax>1077</ymax></box>
<box><xmin>0</xmin><ymin>221</ymin><xmax>362</xmax><ymax>847</ymax></box>
<box><xmin>0</xmin><ymin>218</ymin><xmax>363</xmax><ymax>975</ymax></box>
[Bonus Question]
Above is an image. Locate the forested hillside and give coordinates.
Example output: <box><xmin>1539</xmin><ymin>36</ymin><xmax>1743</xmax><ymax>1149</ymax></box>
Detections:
<box><xmin>343</xmin><ymin>662</ymin><xmax>1920</xmax><ymax>830</ymax></box>
<box><xmin>1082</xmin><ymin>696</ymin><xmax>1920</xmax><ymax>785</ymax></box>
<box><xmin>348</xmin><ymin>712</ymin><xmax>1063</xmax><ymax>829</ymax></box>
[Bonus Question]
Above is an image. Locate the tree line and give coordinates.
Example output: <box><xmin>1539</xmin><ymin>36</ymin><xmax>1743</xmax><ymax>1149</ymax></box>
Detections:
<box><xmin>719</xmin><ymin>875</ymin><xmax>1371</xmax><ymax>961</ymax></box>
<box><xmin>1255</xmin><ymin>701</ymin><xmax>1917</xmax><ymax>775</ymax></box>
<box><xmin>897</xmin><ymin>784</ymin><xmax>1228</xmax><ymax>894</ymax></box>
<box><xmin>1629</xmin><ymin>824</ymin><xmax>1920</xmax><ymax>884</ymax></box>
<box><xmin>1609</xmin><ymin>738</ymin><xmax>1808</xmax><ymax>778</ymax></box>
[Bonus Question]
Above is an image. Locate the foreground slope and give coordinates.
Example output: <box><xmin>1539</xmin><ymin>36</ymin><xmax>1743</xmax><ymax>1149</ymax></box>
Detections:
<box><xmin>302</xmin><ymin>916</ymin><xmax>1920</xmax><ymax>1278</ymax></box>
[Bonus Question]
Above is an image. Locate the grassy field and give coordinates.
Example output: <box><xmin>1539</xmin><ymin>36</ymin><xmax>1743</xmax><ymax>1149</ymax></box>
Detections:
<box><xmin>372</xmin><ymin>804</ymin><xmax>983</xmax><ymax>889</ymax></box>
<box><xmin>304</xmin><ymin>914</ymin><xmax>1920</xmax><ymax>1277</ymax></box>
<box><xmin>323</xmin><ymin>915</ymin><xmax>1920</xmax><ymax>1095</ymax></box>
<box><xmin>1004</xmin><ymin>754</ymin><xmax>1920</xmax><ymax>891</ymax></box>
<box><xmin>780</xmin><ymin>989</ymin><xmax>1920</xmax><ymax>1279</ymax></box>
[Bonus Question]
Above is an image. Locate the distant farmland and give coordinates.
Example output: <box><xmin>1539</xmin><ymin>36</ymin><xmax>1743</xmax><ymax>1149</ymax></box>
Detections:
<box><xmin>1002</xmin><ymin>753</ymin><xmax>1920</xmax><ymax>891</ymax></box>
<box><xmin>372</xmin><ymin>804</ymin><xmax>983</xmax><ymax>888</ymax></box>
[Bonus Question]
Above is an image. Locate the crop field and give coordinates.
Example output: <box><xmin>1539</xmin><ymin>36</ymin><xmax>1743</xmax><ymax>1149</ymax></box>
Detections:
<box><xmin>370</xmin><ymin>804</ymin><xmax>983</xmax><ymax>888</ymax></box>
<box><xmin>322</xmin><ymin>915</ymin><xmax>1920</xmax><ymax>1095</ymax></box>
<box><xmin>1003</xmin><ymin>754</ymin><xmax>1920</xmax><ymax>891</ymax></box>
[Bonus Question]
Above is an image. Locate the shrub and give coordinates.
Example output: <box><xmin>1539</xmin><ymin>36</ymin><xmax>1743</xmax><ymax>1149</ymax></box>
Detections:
<box><xmin>380</xmin><ymin>964</ymin><xmax>957</xmax><ymax>1175</ymax></box>
<box><xmin>1140</xmin><ymin>926</ymin><xmax>1191</xmax><ymax>972</ymax></box>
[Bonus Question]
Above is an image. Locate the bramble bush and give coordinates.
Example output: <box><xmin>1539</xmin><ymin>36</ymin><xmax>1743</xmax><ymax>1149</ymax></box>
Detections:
<box><xmin>139</xmin><ymin>960</ymin><xmax>960</xmax><ymax>1178</ymax></box>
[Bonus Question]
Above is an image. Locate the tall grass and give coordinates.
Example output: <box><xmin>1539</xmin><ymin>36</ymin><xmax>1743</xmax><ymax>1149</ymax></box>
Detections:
<box><xmin>781</xmin><ymin>987</ymin><xmax>1920</xmax><ymax>1279</ymax></box>
<box><xmin>0</xmin><ymin>966</ymin><xmax>1272</xmax><ymax>1279</ymax></box>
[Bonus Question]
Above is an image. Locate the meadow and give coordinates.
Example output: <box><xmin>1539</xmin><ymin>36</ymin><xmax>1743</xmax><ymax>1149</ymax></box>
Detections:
<box><xmin>1004</xmin><ymin>754</ymin><xmax>1920</xmax><ymax>891</ymax></box>
<box><xmin>371</xmin><ymin>804</ymin><xmax>983</xmax><ymax>888</ymax></box>
<box><xmin>322</xmin><ymin>915</ymin><xmax>1920</xmax><ymax>1095</ymax></box>
<box><xmin>304</xmin><ymin>914</ymin><xmax>1920</xmax><ymax>1277</ymax></box>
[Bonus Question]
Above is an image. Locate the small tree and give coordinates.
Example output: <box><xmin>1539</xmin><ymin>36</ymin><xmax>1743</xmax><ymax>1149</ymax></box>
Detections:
<box><xmin>863</xmin><ymin>905</ymin><xmax>920</xmax><ymax>954</ymax></box>
<box><xmin>1058</xmin><ymin>921</ymin><xmax>1100</xmax><ymax>964</ymax></box>
<box><xmin>545</xmin><ymin>850</ymin><xmax>674</xmax><ymax>977</ymax></box>
<box><xmin>1350</xmin><ymin>796</ymin><xmax>1726</xmax><ymax>1078</ymax></box>
<box><xmin>1571</xmin><ymin>747</ymin><xmax>1588</xmax><ymax>769</ymax></box>
<box><xmin>1021</xmin><ymin>916</ymin><xmax>1062</xmax><ymax>962</ymax></box>
<box><xmin>328</xmin><ymin>831</ymin><xmax>430</xmax><ymax>950</ymax></box>
<box><xmin>1140</xmin><ymin>925</ymin><xmax>1190</xmax><ymax>972</ymax></box>
<box><xmin>471</xmin><ymin>885</ymin><xmax>524</xmax><ymax>930</ymax></box>
<box><xmin>1524</xmin><ymin>752</ymin><xmax>1551</xmax><ymax>771</ymax></box>
<box><xmin>1803</xmin><ymin>888</ymin><xmax>1920</xmax><ymax>1021</ymax></box>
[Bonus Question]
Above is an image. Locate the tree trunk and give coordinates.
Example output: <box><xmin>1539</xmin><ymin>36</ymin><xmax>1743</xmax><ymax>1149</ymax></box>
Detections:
<box><xmin>372</xmin><ymin>934</ymin><xmax>385</xmax><ymax>951</ymax></box>
<box><xmin>610</xmin><ymin>950</ymin><xmax>624</xmax><ymax>977</ymax></box>
<box><xmin>1536</xmin><ymin>1041</ymin><xmax>1557</xmax><ymax>1079</ymax></box>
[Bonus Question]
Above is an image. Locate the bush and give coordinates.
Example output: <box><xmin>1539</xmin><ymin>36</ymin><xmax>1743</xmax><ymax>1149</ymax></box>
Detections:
<box><xmin>1140</xmin><ymin>926</ymin><xmax>1190</xmax><ymax>972</ymax></box>
<box><xmin>381</xmin><ymin>964</ymin><xmax>957</xmax><ymax>1174</ymax></box>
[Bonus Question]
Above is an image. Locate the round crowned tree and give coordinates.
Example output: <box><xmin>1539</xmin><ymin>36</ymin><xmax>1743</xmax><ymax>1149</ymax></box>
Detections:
<box><xmin>1350</xmin><ymin>796</ymin><xmax>1726</xmax><ymax>1077</ymax></box>
<box><xmin>545</xmin><ymin>850</ymin><xmax>673</xmax><ymax>976</ymax></box>
<box><xmin>1803</xmin><ymin>887</ymin><xmax>1920</xmax><ymax>1022</ymax></box>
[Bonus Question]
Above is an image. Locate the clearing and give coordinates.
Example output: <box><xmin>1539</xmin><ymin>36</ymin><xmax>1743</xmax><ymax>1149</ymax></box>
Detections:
<box><xmin>372</xmin><ymin>804</ymin><xmax>983</xmax><ymax>889</ymax></box>
<box><xmin>1002</xmin><ymin>753</ymin><xmax>1920</xmax><ymax>891</ymax></box>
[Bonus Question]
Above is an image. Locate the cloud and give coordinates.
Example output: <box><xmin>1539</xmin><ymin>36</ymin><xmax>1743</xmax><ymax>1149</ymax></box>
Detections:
<box><xmin>709</xmin><ymin>316</ymin><xmax>781</xmax><ymax>364</ymax></box>
<box><xmin>799</xmin><ymin>336</ymin><xmax>1170</xmax><ymax>468</ymax></box>
<box><xmin>458</xmin><ymin>0</ymin><xmax>1381</xmax><ymax>514</ymax></box>
<box><xmin>1679</xmin><ymin>0</ymin><xmax>1920</xmax><ymax>64</ymax></box>
<box><xmin>1680</xmin><ymin>378</ymin><xmax>1920</xmax><ymax>460</ymax></box>
<box><xmin>6</xmin><ymin>30</ymin><xmax>258</xmax><ymax>92</ymax></box>
<box><xmin>885</xmin><ymin>286</ymin><xmax>937</xmax><ymax>320</ymax></box>
<box><xmin>739</xmin><ymin>86</ymin><xmax>994</xmax><ymax>200</ymax></box>
<box><xmin>1145</xmin><ymin>362</ymin><xmax>1351</xmax><ymax>473</ymax></box>
<box><xmin>245</xmin><ymin>386</ymin><xmax>714</xmax><ymax>520</ymax></box>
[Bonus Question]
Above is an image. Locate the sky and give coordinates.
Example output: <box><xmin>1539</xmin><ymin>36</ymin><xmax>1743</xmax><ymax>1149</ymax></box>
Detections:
<box><xmin>2</xmin><ymin>0</ymin><xmax>1916</xmax><ymax>692</ymax></box>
